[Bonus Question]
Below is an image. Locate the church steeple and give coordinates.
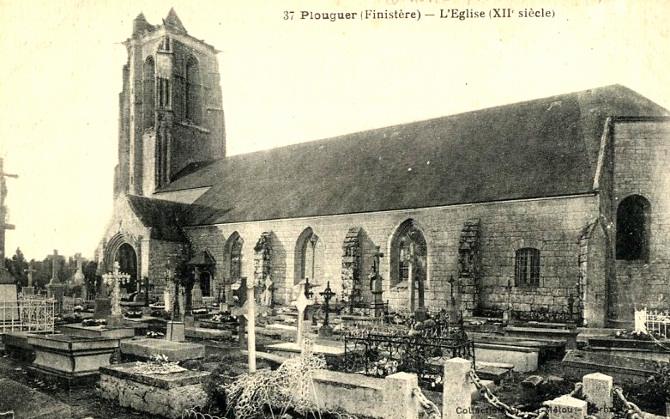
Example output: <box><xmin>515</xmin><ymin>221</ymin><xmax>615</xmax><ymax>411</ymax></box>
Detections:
<box><xmin>132</xmin><ymin>12</ymin><xmax>154</xmax><ymax>37</ymax></box>
<box><xmin>164</xmin><ymin>8</ymin><xmax>187</xmax><ymax>33</ymax></box>
<box><xmin>115</xmin><ymin>11</ymin><xmax>226</xmax><ymax>197</ymax></box>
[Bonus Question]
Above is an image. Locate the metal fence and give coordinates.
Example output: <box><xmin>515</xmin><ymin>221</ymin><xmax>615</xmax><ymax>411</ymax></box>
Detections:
<box><xmin>0</xmin><ymin>298</ymin><xmax>56</xmax><ymax>333</ymax></box>
<box><xmin>341</xmin><ymin>332</ymin><xmax>475</xmax><ymax>389</ymax></box>
<box><xmin>644</xmin><ymin>308</ymin><xmax>670</xmax><ymax>338</ymax></box>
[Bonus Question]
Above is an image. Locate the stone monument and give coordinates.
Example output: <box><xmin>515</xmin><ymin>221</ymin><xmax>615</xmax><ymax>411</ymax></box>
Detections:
<box><xmin>46</xmin><ymin>249</ymin><xmax>65</xmax><ymax>306</ymax></box>
<box><xmin>102</xmin><ymin>261</ymin><xmax>130</xmax><ymax>328</ymax></box>
<box><xmin>0</xmin><ymin>157</ymin><xmax>17</xmax><ymax>287</ymax></box>
<box><xmin>23</xmin><ymin>263</ymin><xmax>36</xmax><ymax>296</ymax></box>
<box><xmin>72</xmin><ymin>253</ymin><xmax>87</xmax><ymax>300</ymax></box>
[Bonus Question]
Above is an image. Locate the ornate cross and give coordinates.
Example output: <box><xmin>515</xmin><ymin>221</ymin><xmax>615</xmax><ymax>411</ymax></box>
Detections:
<box><xmin>24</xmin><ymin>263</ymin><xmax>36</xmax><ymax>287</ymax></box>
<box><xmin>102</xmin><ymin>261</ymin><xmax>131</xmax><ymax>317</ymax></box>
<box><xmin>319</xmin><ymin>281</ymin><xmax>336</xmax><ymax>327</ymax></box>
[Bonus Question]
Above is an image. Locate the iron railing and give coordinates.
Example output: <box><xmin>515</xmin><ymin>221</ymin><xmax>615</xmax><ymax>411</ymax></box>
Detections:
<box><xmin>0</xmin><ymin>298</ymin><xmax>56</xmax><ymax>333</ymax></box>
<box><xmin>341</xmin><ymin>332</ymin><xmax>475</xmax><ymax>389</ymax></box>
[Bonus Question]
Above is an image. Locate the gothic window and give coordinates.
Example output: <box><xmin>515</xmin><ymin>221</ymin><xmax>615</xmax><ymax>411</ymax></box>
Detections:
<box><xmin>390</xmin><ymin>220</ymin><xmax>427</xmax><ymax>288</ymax></box>
<box><xmin>294</xmin><ymin>228</ymin><xmax>323</xmax><ymax>285</ymax></box>
<box><xmin>185</xmin><ymin>56</ymin><xmax>200</xmax><ymax>124</ymax></box>
<box><xmin>616</xmin><ymin>195</ymin><xmax>651</xmax><ymax>261</ymax></box>
<box><xmin>301</xmin><ymin>232</ymin><xmax>318</xmax><ymax>283</ymax></box>
<box><xmin>143</xmin><ymin>57</ymin><xmax>155</xmax><ymax>129</ymax></box>
<box><xmin>230</xmin><ymin>236</ymin><xmax>243</xmax><ymax>281</ymax></box>
<box><xmin>515</xmin><ymin>248</ymin><xmax>540</xmax><ymax>286</ymax></box>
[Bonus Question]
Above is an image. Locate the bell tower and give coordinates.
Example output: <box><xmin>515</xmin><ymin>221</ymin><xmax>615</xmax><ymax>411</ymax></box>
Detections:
<box><xmin>114</xmin><ymin>9</ymin><xmax>226</xmax><ymax>197</ymax></box>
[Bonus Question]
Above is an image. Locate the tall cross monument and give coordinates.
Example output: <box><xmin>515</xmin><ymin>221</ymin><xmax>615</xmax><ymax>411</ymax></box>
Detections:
<box><xmin>0</xmin><ymin>157</ymin><xmax>18</xmax><ymax>285</ymax></box>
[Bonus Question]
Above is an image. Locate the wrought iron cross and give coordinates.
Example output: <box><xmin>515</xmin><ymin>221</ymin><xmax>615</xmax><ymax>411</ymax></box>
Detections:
<box><xmin>319</xmin><ymin>281</ymin><xmax>336</xmax><ymax>326</ymax></box>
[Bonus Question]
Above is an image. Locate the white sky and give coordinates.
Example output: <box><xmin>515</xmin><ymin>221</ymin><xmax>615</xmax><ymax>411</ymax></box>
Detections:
<box><xmin>1</xmin><ymin>0</ymin><xmax>669</xmax><ymax>261</ymax></box>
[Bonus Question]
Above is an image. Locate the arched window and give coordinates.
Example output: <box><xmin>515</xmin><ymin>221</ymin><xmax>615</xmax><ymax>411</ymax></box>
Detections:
<box><xmin>616</xmin><ymin>195</ymin><xmax>651</xmax><ymax>261</ymax></box>
<box><xmin>143</xmin><ymin>57</ymin><xmax>155</xmax><ymax>129</ymax></box>
<box><xmin>390</xmin><ymin>220</ymin><xmax>427</xmax><ymax>288</ymax></box>
<box><xmin>185</xmin><ymin>56</ymin><xmax>200</xmax><ymax>124</ymax></box>
<box><xmin>390</xmin><ymin>220</ymin><xmax>427</xmax><ymax>311</ymax></box>
<box><xmin>230</xmin><ymin>236</ymin><xmax>243</xmax><ymax>282</ymax></box>
<box><xmin>515</xmin><ymin>248</ymin><xmax>540</xmax><ymax>286</ymax></box>
<box><xmin>294</xmin><ymin>228</ymin><xmax>323</xmax><ymax>285</ymax></box>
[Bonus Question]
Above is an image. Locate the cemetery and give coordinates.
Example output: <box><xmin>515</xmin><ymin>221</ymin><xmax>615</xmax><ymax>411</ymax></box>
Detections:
<box><xmin>1</xmin><ymin>7</ymin><xmax>670</xmax><ymax>419</ymax></box>
<box><xmin>3</xmin><ymin>252</ymin><xmax>670</xmax><ymax>419</ymax></box>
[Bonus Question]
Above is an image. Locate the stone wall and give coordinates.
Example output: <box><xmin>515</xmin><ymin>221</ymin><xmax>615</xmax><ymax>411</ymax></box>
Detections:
<box><xmin>148</xmin><ymin>239</ymin><xmax>189</xmax><ymax>295</ymax></box>
<box><xmin>610</xmin><ymin>119</ymin><xmax>670</xmax><ymax>325</ymax></box>
<box><xmin>99</xmin><ymin>364</ymin><xmax>208</xmax><ymax>419</ymax></box>
<box><xmin>184</xmin><ymin>194</ymin><xmax>598</xmax><ymax>316</ymax></box>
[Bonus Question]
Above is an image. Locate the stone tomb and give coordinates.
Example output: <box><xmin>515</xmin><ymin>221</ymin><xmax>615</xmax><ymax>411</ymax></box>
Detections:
<box><xmin>100</xmin><ymin>362</ymin><xmax>209</xmax><ymax>419</ymax></box>
<box><xmin>60</xmin><ymin>323</ymin><xmax>135</xmax><ymax>340</ymax></box>
<box><xmin>120</xmin><ymin>338</ymin><xmax>205</xmax><ymax>362</ymax></box>
<box><xmin>27</xmin><ymin>333</ymin><xmax>120</xmax><ymax>385</ymax></box>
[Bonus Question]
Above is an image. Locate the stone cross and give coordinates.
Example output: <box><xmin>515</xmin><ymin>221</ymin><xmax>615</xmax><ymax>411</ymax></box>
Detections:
<box><xmin>0</xmin><ymin>158</ymin><xmax>17</xmax><ymax>273</ymax></box>
<box><xmin>293</xmin><ymin>285</ymin><xmax>314</xmax><ymax>344</ymax></box>
<box><xmin>262</xmin><ymin>276</ymin><xmax>274</xmax><ymax>308</ymax></box>
<box><xmin>369</xmin><ymin>246</ymin><xmax>384</xmax><ymax>317</ymax></box>
<box><xmin>245</xmin><ymin>278</ymin><xmax>257</xmax><ymax>373</ymax></box>
<box><xmin>25</xmin><ymin>264</ymin><xmax>36</xmax><ymax>287</ymax></box>
<box><xmin>49</xmin><ymin>249</ymin><xmax>60</xmax><ymax>284</ymax></box>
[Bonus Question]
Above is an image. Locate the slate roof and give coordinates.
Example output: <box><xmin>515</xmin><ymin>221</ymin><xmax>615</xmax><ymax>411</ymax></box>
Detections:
<box><xmin>157</xmin><ymin>85</ymin><xmax>669</xmax><ymax>227</ymax></box>
<box><xmin>126</xmin><ymin>195</ymin><xmax>190</xmax><ymax>241</ymax></box>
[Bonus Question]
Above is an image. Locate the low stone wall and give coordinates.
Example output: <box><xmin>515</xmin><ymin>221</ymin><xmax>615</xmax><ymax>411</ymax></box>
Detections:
<box><xmin>311</xmin><ymin>370</ymin><xmax>388</xmax><ymax>418</ymax></box>
<box><xmin>99</xmin><ymin>363</ymin><xmax>209</xmax><ymax>419</ymax></box>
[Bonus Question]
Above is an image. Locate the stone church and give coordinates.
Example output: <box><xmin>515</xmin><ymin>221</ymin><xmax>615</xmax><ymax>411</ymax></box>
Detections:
<box><xmin>98</xmin><ymin>9</ymin><xmax>670</xmax><ymax>328</ymax></box>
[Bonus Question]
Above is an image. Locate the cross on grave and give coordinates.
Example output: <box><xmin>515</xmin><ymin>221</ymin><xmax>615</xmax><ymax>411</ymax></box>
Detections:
<box><xmin>0</xmin><ymin>158</ymin><xmax>18</xmax><ymax>282</ymax></box>
<box><xmin>319</xmin><ymin>281</ymin><xmax>336</xmax><ymax>327</ymax></box>
<box><xmin>262</xmin><ymin>276</ymin><xmax>274</xmax><ymax>308</ymax></box>
<box><xmin>293</xmin><ymin>285</ymin><xmax>314</xmax><ymax>345</ymax></box>
<box><xmin>25</xmin><ymin>264</ymin><xmax>36</xmax><ymax>287</ymax></box>
<box><xmin>102</xmin><ymin>261</ymin><xmax>130</xmax><ymax>326</ymax></box>
<box><xmin>318</xmin><ymin>281</ymin><xmax>336</xmax><ymax>337</ymax></box>
<box><xmin>369</xmin><ymin>246</ymin><xmax>384</xmax><ymax>317</ymax></box>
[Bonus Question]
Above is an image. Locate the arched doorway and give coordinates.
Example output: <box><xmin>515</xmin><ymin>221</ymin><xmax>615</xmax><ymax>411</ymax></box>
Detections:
<box><xmin>116</xmin><ymin>243</ymin><xmax>138</xmax><ymax>294</ymax></box>
<box><xmin>200</xmin><ymin>271</ymin><xmax>211</xmax><ymax>297</ymax></box>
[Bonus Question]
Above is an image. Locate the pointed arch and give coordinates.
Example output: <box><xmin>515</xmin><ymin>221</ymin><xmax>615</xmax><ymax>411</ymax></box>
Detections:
<box><xmin>143</xmin><ymin>56</ymin><xmax>155</xmax><ymax>129</ymax></box>
<box><xmin>616</xmin><ymin>194</ymin><xmax>651</xmax><ymax>261</ymax></box>
<box><xmin>224</xmin><ymin>232</ymin><xmax>244</xmax><ymax>284</ymax></box>
<box><xmin>389</xmin><ymin>219</ymin><xmax>427</xmax><ymax>310</ymax></box>
<box><xmin>185</xmin><ymin>55</ymin><xmax>201</xmax><ymax>124</ymax></box>
<box><xmin>294</xmin><ymin>227</ymin><xmax>322</xmax><ymax>285</ymax></box>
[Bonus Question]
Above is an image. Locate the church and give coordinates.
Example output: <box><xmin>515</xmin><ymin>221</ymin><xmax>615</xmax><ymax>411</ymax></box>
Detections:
<box><xmin>97</xmin><ymin>9</ymin><xmax>670</xmax><ymax>328</ymax></box>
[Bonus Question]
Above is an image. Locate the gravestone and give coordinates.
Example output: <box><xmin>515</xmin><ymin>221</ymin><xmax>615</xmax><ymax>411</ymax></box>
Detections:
<box><xmin>22</xmin><ymin>264</ymin><xmax>36</xmax><ymax>296</ymax></box>
<box><xmin>0</xmin><ymin>270</ymin><xmax>18</xmax><ymax>323</ymax></box>
<box><xmin>72</xmin><ymin>253</ymin><xmax>87</xmax><ymax>300</ymax></box>
<box><xmin>46</xmin><ymin>250</ymin><xmax>64</xmax><ymax>305</ymax></box>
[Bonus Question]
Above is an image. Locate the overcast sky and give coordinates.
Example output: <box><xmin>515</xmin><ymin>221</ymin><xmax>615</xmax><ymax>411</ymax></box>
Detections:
<box><xmin>1</xmin><ymin>0</ymin><xmax>669</xmax><ymax>261</ymax></box>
